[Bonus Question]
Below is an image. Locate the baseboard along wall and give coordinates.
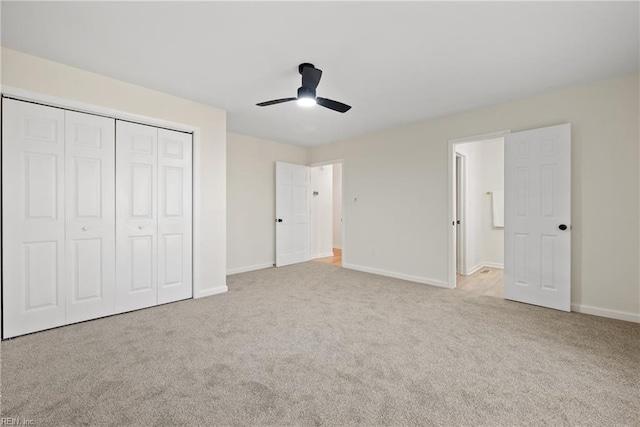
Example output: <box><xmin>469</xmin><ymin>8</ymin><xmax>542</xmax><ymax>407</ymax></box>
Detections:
<box><xmin>571</xmin><ymin>303</ymin><xmax>640</xmax><ymax>323</ymax></box>
<box><xmin>343</xmin><ymin>262</ymin><xmax>451</xmax><ymax>289</ymax></box>
<box><xmin>227</xmin><ymin>263</ymin><xmax>274</xmax><ymax>276</ymax></box>
<box><xmin>465</xmin><ymin>262</ymin><xmax>504</xmax><ymax>276</ymax></box>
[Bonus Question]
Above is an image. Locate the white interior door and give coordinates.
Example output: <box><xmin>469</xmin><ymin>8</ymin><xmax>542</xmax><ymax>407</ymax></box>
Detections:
<box><xmin>504</xmin><ymin>123</ymin><xmax>571</xmax><ymax>311</ymax></box>
<box><xmin>65</xmin><ymin>111</ymin><xmax>116</xmax><ymax>323</ymax></box>
<box><xmin>275</xmin><ymin>161</ymin><xmax>310</xmax><ymax>267</ymax></box>
<box><xmin>157</xmin><ymin>129</ymin><xmax>192</xmax><ymax>304</ymax></box>
<box><xmin>116</xmin><ymin>121</ymin><xmax>158</xmax><ymax>313</ymax></box>
<box><xmin>2</xmin><ymin>99</ymin><xmax>66</xmax><ymax>338</ymax></box>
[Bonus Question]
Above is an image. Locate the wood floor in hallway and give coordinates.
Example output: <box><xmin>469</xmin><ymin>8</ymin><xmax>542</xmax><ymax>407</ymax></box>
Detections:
<box><xmin>315</xmin><ymin>248</ymin><xmax>342</xmax><ymax>266</ymax></box>
<box><xmin>457</xmin><ymin>267</ymin><xmax>503</xmax><ymax>298</ymax></box>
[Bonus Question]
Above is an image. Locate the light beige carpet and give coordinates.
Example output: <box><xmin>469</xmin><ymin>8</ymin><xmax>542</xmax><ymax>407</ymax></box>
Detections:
<box><xmin>1</xmin><ymin>262</ymin><xmax>638</xmax><ymax>426</ymax></box>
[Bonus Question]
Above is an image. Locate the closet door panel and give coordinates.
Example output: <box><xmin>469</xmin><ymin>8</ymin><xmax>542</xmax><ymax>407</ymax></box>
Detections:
<box><xmin>65</xmin><ymin>111</ymin><xmax>116</xmax><ymax>323</ymax></box>
<box><xmin>2</xmin><ymin>99</ymin><xmax>66</xmax><ymax>338</ymax></box>
<box><xmin>116</xmin><ymin>121</ymin><xmax>158</xmax><ymax>313</ymax></box>
<box><xmin>157</xmin><ymin>129</ymin><xmax>192</xmax><ymax>304</ymax></box>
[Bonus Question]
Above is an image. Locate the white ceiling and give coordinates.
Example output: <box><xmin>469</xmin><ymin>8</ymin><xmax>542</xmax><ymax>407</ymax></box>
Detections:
<box><xmin>2</xmin><ymin>2</ymin><xmax>638</xmax><ymax>147</ymax></box>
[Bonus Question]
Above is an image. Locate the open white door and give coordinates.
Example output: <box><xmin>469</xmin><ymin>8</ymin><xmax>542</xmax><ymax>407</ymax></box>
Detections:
<box><xmin>275</xmin><ymin>162</ymin><xmax>310</xmax><ymax>267</ymax></box>
<box><xmin>504</xmin><ymin>123</ymin><xmax>571</xmax><ymax>311</ymax></box>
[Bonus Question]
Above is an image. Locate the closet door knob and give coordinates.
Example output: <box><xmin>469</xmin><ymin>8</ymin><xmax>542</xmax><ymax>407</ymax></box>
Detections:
<box><xmin>558</xmin><ymin>224</ymin><xmax>568</xmax><ymax>231</ymax></box>
<box><xmin>138</xmin><ymin>226</ymin><xmax>143</xmax><ymax>230</ymax></box>
<box><xmin>81</xmin><ymin>226</ymin><xmax>88</xmax><ymax>231</ymax></box>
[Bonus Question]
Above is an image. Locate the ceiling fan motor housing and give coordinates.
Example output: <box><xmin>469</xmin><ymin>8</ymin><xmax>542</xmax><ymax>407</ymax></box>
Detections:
<box><xmin>297</xmin><ymin>86</ymin><xmax>316</xmax><ymax>100</ymax></box>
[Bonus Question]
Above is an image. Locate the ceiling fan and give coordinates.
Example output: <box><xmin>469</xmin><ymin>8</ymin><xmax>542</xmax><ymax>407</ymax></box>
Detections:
<box><xmin>256</xmin><ymin>63</ymin><xmax>351</xmax><ymax>113</ymax></box>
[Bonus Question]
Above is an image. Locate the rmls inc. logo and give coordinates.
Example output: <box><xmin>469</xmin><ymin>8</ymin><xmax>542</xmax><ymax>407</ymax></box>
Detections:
<box><xmin>0</xmin><ymin>418</ymin><xmax>34</xmax><ymax>426</ymax></box>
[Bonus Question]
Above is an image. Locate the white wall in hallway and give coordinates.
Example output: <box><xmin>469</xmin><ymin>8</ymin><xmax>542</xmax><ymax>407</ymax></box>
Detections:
<box><xmin>456</xmin><ymin>138</ymin><xmax>504</xmax><ymax>274</ymax></box>
<box><xmin>310</xmin><ymin>165</ymin><xmax>334</xmax><ymax>258</ymax></box>
<box><xmin>226</xmin><ymin>132</ymin><xmax>307</xmax><ymax>274</ymax></box>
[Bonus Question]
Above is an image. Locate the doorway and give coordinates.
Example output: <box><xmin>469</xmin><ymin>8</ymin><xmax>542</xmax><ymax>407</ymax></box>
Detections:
<box><xmin>310</xmin><ymin>161</ymin><xmax>343</xmax><ymax>267</ymax></box>
<box><xmin>451</xmin><ymin>133</ymin><xmax>507</xmax><ymax>299</ymax></box>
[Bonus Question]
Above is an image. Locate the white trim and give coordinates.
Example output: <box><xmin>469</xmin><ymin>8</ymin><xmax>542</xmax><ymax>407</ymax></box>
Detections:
<box><xmin>455</xmin><ymin>152</ymin><xmax>467</xmax><ymax>275</ymax></box>
<box><xmin>1</xmin><ymin>86</ymin><xmax>195</xmax><ymax>133</ymax></box>
<box><xmin>333</xmin><ymin>245</ymin><xmax>342</xmax><ymax>249</ymax></box>
<box><xmin>309</xmin><ymin>158</ymin><xmax>344</xmax><ymax>167</ymax></box>
<box><xmin>483</xmin><ymin>262</ymin><xmax>504</xmax><ymax>269</ymax></box>
<box><xmin>227</xmin><ymin>263</ymin><xmax>274</xmax><ymax>276</ymax></box>
<box><xmin>447</xmin><ymin>129</ymin><xmax>511</xmax><ymax>289</ymax></box>
<box><xmin>195</xmin><ymin>286</ymin><xmax>229</xmax><ymax>298</ymax></box>
<box><xmin>572</xmin><ymin>304</ymin><xmax>640</xmax><ymax>323</ymax></box>
<box><xmin>314</xmin><ymin>251</ymin><xmax>335</xmax><ymax>259</ymax></box>
<box><xmin>465</xmin><ymin>263</ymin><xmax>485</xmax><ymax>276</ymax></box>
<box><xmin>0</xmin><ymin>86</ymin><xmax>221</xmax><ymax>303</ymax></box>
<box><xmin>343</xmin><ymin>263</ymin><xmax>451</xmax><ymax>289</ymax></box>
<box><xmin>464</xmin><ymin>262</ymin><xmax>504</xmax><ymax>276</ymax></box>
<box><xmin>448</xmin><ymin>130</ymin><xmax>511</xmax><ymax>145</ymax></box>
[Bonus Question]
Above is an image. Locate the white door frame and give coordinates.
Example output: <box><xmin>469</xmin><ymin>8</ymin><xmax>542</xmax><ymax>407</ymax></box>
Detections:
<box><xmin>309</xmin><ymin>159</ymin><xmax>345</xmax><ymax>265</ymax></box>
<box><xmin>447</xmin><ymin>130</ymin><xmax>510</xmax><ymax>288</ymax></box>
<box><xmin>455</xmin><ymin>152</ymin><xmax>467</xmax><ymax>276</ymax></box>
<box><xmin>0</xmin><ymin>86</ymin><xmax>207</xmax><ymax>303</ymax></box>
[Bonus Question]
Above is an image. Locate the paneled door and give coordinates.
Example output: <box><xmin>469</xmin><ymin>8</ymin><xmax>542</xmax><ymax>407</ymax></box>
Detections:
<box><xmin>116</xmin><ymin>121</ymin><xmax>158</xmax><ymax>313</ymax></box>
<box><xmin>504</xmin><ymin>123</ymin><xmax>571</xmax><ymax>311</ymax></box>
<box><xmin>275</xmin><ymin>161</ymin><xmax>311</xmax><ymax>267</ymax></box>
<box><xmin>65</xmin><ymin>111</ymin><xmax>116</xmax><ymax>323</ymax></box>
<box><xmin>157</xmin><ymin>129</ymin><xmax>192</xmax><ymax>304</ymax></box>
<box><xmin>2</xmin><ymin>99</ymin><xmax>66</xmax><ymax>338</ymax></box>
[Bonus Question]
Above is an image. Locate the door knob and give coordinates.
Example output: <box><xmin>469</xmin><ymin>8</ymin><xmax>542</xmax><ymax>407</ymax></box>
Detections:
<box><xmin>81</xmin><ymin>226</ymin><xmax>88</xmax><ymax>231</ymax></box>
<box><xmin>558</xmin><ymin>224</ymin><xmax>568</xmax><ymax>231</ymax></box>
<box><xmin>275</xmin><ymin>218</ymin><xmax>283</xmax><ymax>223</ymax></box>
<box><xmin>138</xmin><ymin>226</ymin><xmax>143</xmax><ymax>230</ymax></box>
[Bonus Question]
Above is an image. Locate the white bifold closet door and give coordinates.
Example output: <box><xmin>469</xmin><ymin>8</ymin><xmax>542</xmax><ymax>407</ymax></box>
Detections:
<box><xmin>2</xmin><ymin>100</ymin><xmax>192</xmax><ymax>338</ymax></box>
<box><xmin>2</xmin><ymin>99</ymin><xmax>67</xmax><ymax>337</ymax></box>
<box><xmin>115</xmin><ymin>121</ymin><xmax>192</xmax><ymax>313</ymax></box>
<box><xmin>2</xmin><ymin>100</ymin><xmax>116</xmax><ymax>337</ymax></box>
<box><xmin>65</xmin><ymin>111</ymin><xmax>116</xmax><ymax>323</ymax></box>
<box><xmin>157</xmin><ymin>129</ymin><xmax>193</xmax><ymax>304</ymax></box>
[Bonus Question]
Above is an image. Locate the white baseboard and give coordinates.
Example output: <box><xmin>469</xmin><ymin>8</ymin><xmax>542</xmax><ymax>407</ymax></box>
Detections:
<box><xmin>194</xmin><ymin>285</ymin><xmax>228</xmax><ymax>298</ymax></box>
<box><xmin>343</xmin><ymin>262</ymin><xmax>451</xmax><ymax>289</ymax></box>
<box><xmin>571</xmin><ymin>303</ymin><xmax>640</xmax><ymax>323</ymax></box>
<box><xmin>466</xmin><ymin>262</ymin><xmax>504</xmax><ymax>276</ymax></box>
<box><xmin>333</xmin><ymin>245</ymin><xmax>342</xmax><ymax>249</ymax></box>
<box><xmin>466</xmin><ymin>263</ymin><xmax>484</xmax><ymax>276</ymax></box>
<box><xmin>313</xmin><ymin>251</ymin><xmax>335</xmax><ymax>259</ymax></box>
<box><xmin>227</xmin><ymin>262</ymin><xmax>273</xmax><ymax>276</ymax></box>
<box><xmin>483</xmin><ymin>262</ymin><xmax>504</xmax><ymax>269</ymax></box>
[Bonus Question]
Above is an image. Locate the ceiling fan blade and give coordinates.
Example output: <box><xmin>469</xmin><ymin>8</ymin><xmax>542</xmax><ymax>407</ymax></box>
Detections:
<box><xmin>256</xmin><ymin>97</ymin><xmax>297</xmax><ymax>107</ymax></box>
<box><xmin>316</xmin><ymin>97</ymin><xmax>351</xmax><ymax>113</ymax></box>
<box><xmin>301</xmin><ymin>66</ymin><xmax>322</xmax><ymax>90</ymax></box>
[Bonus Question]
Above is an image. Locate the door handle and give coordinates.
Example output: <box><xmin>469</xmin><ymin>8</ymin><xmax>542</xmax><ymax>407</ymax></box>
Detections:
<box><xmin>558</xmin><ymin>224</ymin><xmax>568</xmax><ymax>231</ymax></box>
<box><xmin>81</xmin><ymin>226</ymin><xmax>88</xmax><ymax>231</ymax></box>
<box><xmin>275</xmin><ymin>218</ymin><xmax>283</xmax><ymax>223</ymax></box>
<box><xmin>138</xmin><ymin>225</ymin><xmax>144</xmax><ymax>230</ymax></box>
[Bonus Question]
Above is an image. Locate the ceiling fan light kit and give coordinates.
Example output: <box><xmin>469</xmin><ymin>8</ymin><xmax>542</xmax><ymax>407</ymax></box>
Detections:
<box><xmin>257</xmin><ymin>63</ymin><xmax>351</xmax><ymax>113</ymax></box>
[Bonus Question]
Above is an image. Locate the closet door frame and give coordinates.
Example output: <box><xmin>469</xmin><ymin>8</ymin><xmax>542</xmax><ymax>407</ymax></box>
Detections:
<box><xmin>1</xmin><ymin>86</ymin><xmax>206</xmax><ymax>339</ymax></box>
